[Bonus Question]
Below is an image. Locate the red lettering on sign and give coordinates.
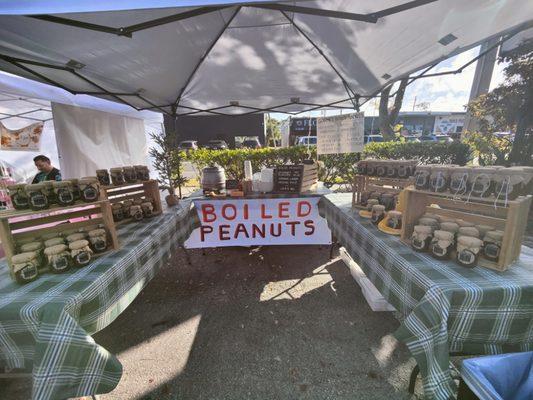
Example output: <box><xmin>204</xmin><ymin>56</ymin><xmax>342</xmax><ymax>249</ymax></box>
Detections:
<box><xmin>222</xmin><ymin>204</ymin><xmax>237</xmax><ymax>220</ymax></box>
<box><xmin>278</xmin><ymin>201</ymin><xmax>290</xmax><ymax>218</ymax></box>
<box><xmin>200</xmin><ymin>225</ymin><xmax>213</xmax><ymax>241</ymax></box>
<box><xmin>252</xmin><ymin>223</ymin><xmax>266</xmax><ymax>238</ymax></box>
<box><xmin>286</xmin><ymin>221</ymin><xmax>300</xmax><ymax>236</ymax></box>
<box><xmin>270</xmin><ymin>223</ymin><xmax>282</xmax><ymax>237</ymax></box>
<box><xmin>234</xmin><ymin>223</ymin><xmax>250</xmax><ymax>239</ymax></box>
<box><xmin>261</xmin><ymin>204</ymin><xmax>272</xmax><ymax>219</ymax></box>
<box><xmin>243</xmin><ymin>203</ymin><xmax>249</xmax><ymax>220</ymax></box>
<box><xmin>304</xmin><ymin>220</ymin><xmax>315</xmax><ymax>235</ymax></box>
<box><xmin>297</xmin><ymin>201</ymin><xmax>312</xmax><ymax>217</ymax></box>
<box><xmin>219</xmin><ymin>225</ymin><xmax>231</xmax><ymax>240</ymax></box>
<box><xmin>201</xmin><ymin>204</ymin><xmax>216</xmax><ymax>222</ymax></box>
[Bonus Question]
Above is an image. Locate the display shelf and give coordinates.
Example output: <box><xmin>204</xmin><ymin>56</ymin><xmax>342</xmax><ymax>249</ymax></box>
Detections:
<box><xmin>0</xmin><ymin>200</ymin><xmax>119</xmax><ymax>279</ymax></box>
<box><xmin>351</xmin><ymin>175</ymin><xmax>414</xmax><ymax>209</ymax></box>
<box><xmin>100</xmin><ymin>180</ymin><xmax>163</xmax><ymax>224</ymax></box>
<box><xmin>400</xmin><ymin>188</ymin><xmax>532</xmax><ymax>271</ymax></box>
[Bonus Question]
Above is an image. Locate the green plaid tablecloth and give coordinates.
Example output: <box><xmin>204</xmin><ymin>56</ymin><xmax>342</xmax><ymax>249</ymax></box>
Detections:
<box><xmin>0</xmin><ymin>202</ymin><xmax>199</xmax><ymax>400</ymax></box>
<box><xmin>319</xmin><ymin>194</ymin><xmax>533</xmax><ymax>400</ymax></box>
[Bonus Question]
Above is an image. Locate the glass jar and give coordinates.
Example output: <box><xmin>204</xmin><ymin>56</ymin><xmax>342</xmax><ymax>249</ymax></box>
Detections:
<box><xmin>456</xmin><ymin>236</ymin><xmax>483</xmax><ymax>268</ymax></box>
<box><xmin>88</xmin><ymin>228</ymin><xmax>108</xmax><ymax>253</ymax></box>
<box><xmin>53</xmin><ymin>181</ymin><xmax>75</xmax><ymax>206</ymax></box>
<box><xmin>11</xmin><ymin>251</ymin><xmax>40</xmax><ymax>284</ymax></box>
<box><xmin>468</xmin><ymin>167</ymin><xmax>495</xmax><ymax>198</ymax></box>
<box><xmin>69</xmin><ymin>178</ymin><xmax>81</xmax><ymax>201</ymax></box>
<box><xmin>376</xmin><ymin>161</ymin><xmax>388</xmax><ymax>177</ymax></box>
<box><xmin>7</xmin><ymin>184</ymin><xmax>29</xmax><ymax>210</ymax></box>
<box><xmin>123</xmin><ymin>166</ymin><xmax>137</xmax><ymax>183</ymax></box>
<box><xmin>43</xmin><ymin>181</ymin><xmax>56</xmax><ymax>204</ymax></box>
<box><xmin>379</xmin><ymin>193</ymin><xmax>396</xmax><ymax>210</ymax></box>
<box><xmin>386</xmin><ymin>160</ymin><xmax>398</xmax><ymax>178</ymax></box>
<box><xmin>493</xmin><ymin>167</ymin><xmax>525</xmax><ymax>200</ymax></box>
<box><xmin>78</xmin><ymin>177</ymin><xmax>100</xmax><ymax>202</ymax></box>
<box><xmin>371</xmin><ymin>204</ymin><xmax>386</xmax><ymax>224</ymax></box>
<box><xmin>25</xmin><ymin>183</ymin><xmax>49</xmax><ymax>211</ymax></box>
<box><xmin>414</xmin><ymin>165</ymin><xmax>432</xmax><ymax>190</ymax></box>
<box><xmin>112</xmin><ymin>203</ymin><xmax>124</xmax><ymax>221</ymax></box>
<box><xmin>134</xmin><ymin>165</ymin><xmax>150</xmax><ymax>181</ymax></box>
<box><xmin>130</xmin><ymin>205</ymin><xmax>144</xmax><ymax>221</ymax></box>
<box><xmin>449</xmin><ymin>167</ymin><xmax>471</xmax><ymax>195</ymax></box>
<box><xmin>429</xmin><ymin>165</ymin><xmax>451</xmax><ymax>193</ymax></box>
<box><xmin>483</xmin><ymin>230</ymin><xmax>504</xmax><ymax>262</ymax></box>
<box><xmin>110</xmin><ymin>167</ymin><xmax>125</xmax><ymax>186</ymax></box>
<box><xmin>96</xmin><ymin>169</ymin><xmax>111</xmax><ymax>186</ymax></box>
<box><xmin>430</xmin><ymin>230</ymin><xmax>455</xmax><ymax>260</ymax></box>
<box><xmin>366</xmin><ymin>159</ymin><xmax>378</xmax><ymax>176</ymax></box>
<box><xmin>387</xmin><ymin>210</ymin><xmax>402</xmax><ymax>229</ymax></box>
<box><xmin>357</xmin><ymin>160</ymin><xmax>368</xmax><ymax>175</ymax></box>
<box><xmin>44</xmin><ymin>244</ymin><xmax>71</xmax><ymax>274</ymax></box>
<box><xmin>69</xmin><ymin>240</ymin><xmax>92</xmax><ymax>267</ymax></box>
<box><xmin>141</xmin><ymin>201</ymin><xmax>154</xmax><ymax>218</ymax></box>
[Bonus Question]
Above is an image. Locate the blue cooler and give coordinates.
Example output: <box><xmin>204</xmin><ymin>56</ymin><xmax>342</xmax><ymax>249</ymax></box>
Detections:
<box><xmin>460</xmin><ymin>352</ymin><xmax>533</xmax><ymax>400</ymax></box>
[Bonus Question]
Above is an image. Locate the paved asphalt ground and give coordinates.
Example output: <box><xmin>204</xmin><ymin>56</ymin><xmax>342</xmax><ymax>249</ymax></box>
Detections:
<box><xmin>2</xmin><ymin>245</ymin><xmax>423</xmax><ymax>400</ymax></box>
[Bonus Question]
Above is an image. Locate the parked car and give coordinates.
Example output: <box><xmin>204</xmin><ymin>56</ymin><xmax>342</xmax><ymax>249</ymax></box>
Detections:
<box><xmin>178</xmin><ymin>140</ymin><xmax>198</xmax><ymax>151</ymax></box>
<box><xmin>403</xmin><ymin>135</ymin><xmax>420</xmax><ymax>142</ymax></box>
<box><xmin>205</xmin><ymin>140</ymin><xmax>228</xmax><ymax>150</ymax></box>
<box><xmin>241</xmin><ymin>138</ymin><xmax>262</xmax><ymax>149</ymax></box>
<box><xmin>435</xmin><ymin>135</ymin><xmax>453</xmax><ymax>143</ymax></box>
<box><xmin>296</xmin><ymin>136</ymin><xmax>317</xmax><ymax>146</ymax></box>
<box><xmin>364</xmin><ymin>135</ymin><xmax>384</xmax><ymax>144</ymax></box>
<box><xmin>418</xmin><ymin>135</ymin><xmax>438</xmax><ymax>142</ymax></box>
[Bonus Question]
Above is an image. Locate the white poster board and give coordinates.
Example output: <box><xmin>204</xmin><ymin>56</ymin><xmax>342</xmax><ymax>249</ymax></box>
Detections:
<box><xmin>317</xmin><ymin>113</ymin><xmax>364</xmax><ymax>154</ymax></box>
<box><xmin>185</xmin><ymin>197</ymin><xmax>331</xmax><ymax>248</ymax></box>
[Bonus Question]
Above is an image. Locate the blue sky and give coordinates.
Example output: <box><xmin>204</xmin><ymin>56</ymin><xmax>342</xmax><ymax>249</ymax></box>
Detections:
<box><xmin>271</xmin><ymin>46</ymin><xmax>506</xmax><ymax>120</ymax></box>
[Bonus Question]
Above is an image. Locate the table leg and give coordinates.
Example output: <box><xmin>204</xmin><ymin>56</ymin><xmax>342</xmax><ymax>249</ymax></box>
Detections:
<box><xmin>408</xmin><ymin>364</ymin><xmax>419</xmax><ymax>394</ymax></box>
<box><xmin>329</xmin><ymin>235</ymin><xmax>337</xmax><ymax>259</ymax></box>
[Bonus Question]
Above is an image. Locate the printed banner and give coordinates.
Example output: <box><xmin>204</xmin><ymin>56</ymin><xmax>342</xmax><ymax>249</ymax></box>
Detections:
<box><xmin>185</xmin><ymin>197</ymin><xmax>331</xmax><ymax>248</ymax></box>
<box><xmin>317</xmin><ymin>113</ymin><xmax>364</xmax><ymax>154</ymax></box>
<box><xmin>0</xmin><ymin>121</ymin><xmax>44</xmax><ymax>151</ymax></box>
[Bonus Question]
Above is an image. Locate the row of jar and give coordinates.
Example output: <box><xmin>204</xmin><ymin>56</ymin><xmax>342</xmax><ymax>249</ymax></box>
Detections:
<box><xmin>366</xmin><ymin>204</ymin><xmax>402</xmax><ymax>230</ymax></box>
<box><xmin>360</xmin><ymin>191</ymin><xmax>398</xmax><ymax>211</ymax></box>
<box><xmin>410</xmin><ymin>214</ymin><xmax>503</xmax><ymax>268</ymax></box>
<box><xmin>414</xmin><ymin>165</ymin><xmax>533</xmax><ymax>199</ymax></box>
<box><xmin>111</xmin><ymin>197</ymin><xmax>156</xmax><ymax>222</ymax></box>
<box><xmin>96</xmin><ymin>165</ymin><xmax>150</xmax><ymax>186</ymax></box>
<box><xmin>357</xmin><ymin>159</ymin><xmax>418</xmax><ymax>179</ymax></box>
<box><xmin>7</xmin><ymin>178</ymin><xmax>100</xmax><ymax>210</ymax></box>
<box><xmin>11</xmin><ymin>227</ymin><xmax>109</xmax><ymax>284</ymax></box>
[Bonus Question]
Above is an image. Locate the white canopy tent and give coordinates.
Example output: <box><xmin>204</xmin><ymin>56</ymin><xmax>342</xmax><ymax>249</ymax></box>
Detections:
<box><xmin>0</xmin><ymin>72</ymin><xmax>162</xmax><ymax>181</ymax></box>
<box><xmin>0</xmin><ymin>0</ymin><xmax>531</xmax><ymax>117</ymax></box>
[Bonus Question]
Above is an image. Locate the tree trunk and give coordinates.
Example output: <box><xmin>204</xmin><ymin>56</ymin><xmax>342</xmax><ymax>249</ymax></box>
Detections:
<box><xmin>378</xmin><ymin>78</ymin><xmax>409</xmax><ymax>141</ymax></box>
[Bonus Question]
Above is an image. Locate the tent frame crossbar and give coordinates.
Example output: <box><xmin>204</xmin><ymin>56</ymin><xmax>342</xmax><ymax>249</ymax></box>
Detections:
<box><xmin>25</xmin><ymin>0</ymin><xmax>439</xmax><ymax>37</ymax></box>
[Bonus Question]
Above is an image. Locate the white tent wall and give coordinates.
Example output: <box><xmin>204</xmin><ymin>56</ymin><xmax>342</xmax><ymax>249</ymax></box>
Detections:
<box><xmin>0</xmin><ymin>72</ymin><xmax>162</xmax><ymax>182</ymax></box>
<box><xmin>52</xmin><ymin>103</ymin><xmax>148</xmax><ymax>179</ymax></box>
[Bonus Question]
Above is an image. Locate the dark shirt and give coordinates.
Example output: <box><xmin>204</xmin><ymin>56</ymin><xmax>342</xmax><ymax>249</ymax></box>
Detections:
<box><xmin>32</xmin><ymin>167</ymin><xmax>61</xmax><ymax>184</ymax></box>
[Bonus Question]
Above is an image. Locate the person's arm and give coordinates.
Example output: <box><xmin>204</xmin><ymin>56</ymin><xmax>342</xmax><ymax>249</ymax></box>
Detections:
<box><xmin>31</xmin><ymin>174</ymin><xmax>39</xmax><ymax>184</ymax></box>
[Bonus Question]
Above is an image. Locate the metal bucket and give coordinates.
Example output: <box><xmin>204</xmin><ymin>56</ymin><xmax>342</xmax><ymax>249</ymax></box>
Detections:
<box><xmin>201</xmin><ymin>166</ymin><xmax>226</xmax><ymax>192</ymax></box>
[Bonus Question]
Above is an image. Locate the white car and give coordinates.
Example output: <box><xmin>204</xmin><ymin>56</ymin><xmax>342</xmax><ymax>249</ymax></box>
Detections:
<box><xmin>296</xmin><ymin>136</ymin><xmax>317</xmax><ymax>146</ymax></box>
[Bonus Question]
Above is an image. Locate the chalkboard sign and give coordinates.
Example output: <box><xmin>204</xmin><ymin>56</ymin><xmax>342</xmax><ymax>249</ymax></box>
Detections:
<box><xmin>225</xmin><ymin>179</ymin><xmax>240</xmax><ymax>190</ymax></box>
<box><xmin>274</xmin><ymin>165</ymin><xmax>304</xmax><ymax>193</ymax></box>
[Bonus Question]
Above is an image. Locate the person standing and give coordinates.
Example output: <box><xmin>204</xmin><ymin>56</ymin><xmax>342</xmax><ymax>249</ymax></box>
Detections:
<box><xmin>31</xmin><ymin>155</ymin><xmax>61</xmax><ymax>183</ymax></box>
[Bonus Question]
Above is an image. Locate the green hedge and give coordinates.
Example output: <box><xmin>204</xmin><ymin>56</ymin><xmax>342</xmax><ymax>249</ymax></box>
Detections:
<box><xmin>184</xmin><ymin>142</ymin><xmax>472</xmax><ymax>183</ymax></box>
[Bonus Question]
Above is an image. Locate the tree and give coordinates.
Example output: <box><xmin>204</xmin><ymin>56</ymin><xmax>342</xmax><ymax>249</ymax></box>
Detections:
<box><xmin>378</xmin><ymin>77</ymin><xmax>409</xmax><ymax>140</ymax></box>
<box><xmin>465</xmin><ymin>39</ymin><xmax>533</xmax><ymax>165</ymax></box>
<box><xmin>149</xmin><ymin>129</ymin><xmax>188</xmax><ymax>200</ymax></box>
<box><xmin>265</xmin><ymin>115</ymin><xmax>281</xmax><ymax>147</ymax></box>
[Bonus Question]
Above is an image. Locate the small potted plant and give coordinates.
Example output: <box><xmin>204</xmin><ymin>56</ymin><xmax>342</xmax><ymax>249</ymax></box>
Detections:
<box><xmin>149</xmin><ymin>129</ymin><xmax>187</xmax><ymax>207</ymax></box>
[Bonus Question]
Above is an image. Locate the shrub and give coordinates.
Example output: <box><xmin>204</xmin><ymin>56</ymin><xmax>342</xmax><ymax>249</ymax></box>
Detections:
<box><xmin>185</xmin><ymin>142</ymin><xmax>473</xmax><ymax>184</ymax></box>
<box><xmin>363</xmin><ymin>141</ymin><xmax>472</xmax><ymax>165</ymax></box>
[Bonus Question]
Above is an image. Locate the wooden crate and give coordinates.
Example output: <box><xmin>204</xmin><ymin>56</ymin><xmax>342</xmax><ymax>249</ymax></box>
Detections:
<box><xmin>100</xmin><ymin>180</ymin><xmax>163</xmax><ymax>224</ymax></box>
<box><xmin>352</xmin><ymin>175</ymin><xmax>414</xmax><ymax>209</ymax></box>
<box><xmin>0</xmin><ymin>200</ymin><xmax>119</xmax><ymax>278</ymax></box>
<box><xmin>300</xmin><ymin>161</ymin><xmax>319</xmax><ymax>192</ymax></box>
<box><xmin>400</xmin><ymin>188</ymin><xmax>532</xmax><ymax>271</ymax></box>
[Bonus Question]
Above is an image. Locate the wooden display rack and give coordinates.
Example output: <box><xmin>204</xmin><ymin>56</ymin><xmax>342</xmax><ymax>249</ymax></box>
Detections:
<box><xmin>352</xmin><ymin>175</ymin><xmax>414</xmax><ymax>209</ymax></box>
<box><xmin>0</xmin><ymin>200</ymin><xmax>119</xmax><ymax>275</ymax></box>
<box><xmin>400</xmin><ymin>188</ymin><xmax>532</xmax><ymax>271</ymax></box>
<box><xmin>100</xmin><ymin>180</ymin><xmax>163</xmax><ymax>224</ymax></box>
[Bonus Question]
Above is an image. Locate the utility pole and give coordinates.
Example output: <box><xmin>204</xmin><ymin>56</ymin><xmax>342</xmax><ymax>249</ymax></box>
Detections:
<box><xmin>463</xmin><ymin>37</ymin><xmax>500</xmax><ymax>134</ymax></box>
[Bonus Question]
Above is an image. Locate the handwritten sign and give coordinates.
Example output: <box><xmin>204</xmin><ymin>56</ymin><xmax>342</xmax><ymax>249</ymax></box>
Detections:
<box><xmin>274</xmin><ymin>165</ymin><xmax>304</xmax><ymax>193</ymax></box>
<box><xmin>317</xmin><ymin>113</ymin><xmax>364</xmax><ymax>154</ymax></box>
<box><xmin>184</xmin><ymin>197</ymin><xmax>331</xmax><ymax>248</ymax></box>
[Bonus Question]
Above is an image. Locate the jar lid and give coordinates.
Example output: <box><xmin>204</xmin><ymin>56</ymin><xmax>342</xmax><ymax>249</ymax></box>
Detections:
<box><xmin>26</xmin><ymin>183</ymin><xmax>46</xmax><ymax>190</ymax></box>
<box><xmin>52</xmin><ymin>181</ymin><xmax>71</xmax><ymax>187</ymax></box>
<box><xmin>388</xmin><ymin>211</ymin><xmax>402</xmax><ymax>218</ymax></box>
<box><xmin>434</xmin><ymin>230</ymin><xmax>454</xmax><ymax>240</ymax></box>
<box><xmin>44</xmin><ymin>244</ymin><xmax>68</xmax><ymax>255</ymax></box>
<box><xmin>110</xmin><ymin>167</ymin><xmax>124</xmax><ymax>172</ymax></box>
<box><xmin>12</xmin><ymin>251</ymin><xmax>38</xmax><ymax>263</ymax></box>
<box><xmin>418</xmin><ymin>217</ymin><xmax>439</xmax><ymax>226</ymax></box>
<box><xmin>20</xmin><ymin>242</ymin><xmax>43</xmax><ymax>252</ymax></box>
<box><xmin>69</xmin><ymin>239</ymin><xmax>90</xmax><ymax>250</ymax></box>
<box><xmin>79</xmin><ymin>177</ymin><xmax>98</xmax><ymax>184</ymax></box>
<box><xmin>44</xmin><ymin>237</ymin><xmax>65</xmax><ymax>247</ymax></box>
<box><xmin>66</xmin><ymin>233</ymin><xmax>86</xmax><ymax>242</ymax></box>
<box><xmin>372</xmin><ymin>204</ymin><xmax>386</xmax><ymax>211</ymax></box>
<box><xmin>414</xmin><ymin>225</ymin><xmax>433</xmax><ymax>234</ymax></box>
<box><xmin>88</xmin><ymin>228</ymin><xmax>106</xmax><ymax>237</ymax></box>
<box><xmin>458</xmin><ymin>236</ymin><xmax>483</xmax><ymax>247</ymax></box>
<box><xmin>440</xmin><ymin>222</ymin><xmax>459</xmax><ymax>232</ymax></box>
<box><xmin>484</xmin><ymin>230</ymin><xmax>504</xmax><ymax>241</ymax></box>
<box><xmin>458</xmin><ymin>227</ymin><xmax>480</xmax><ymax>237</ymax></box>
<box><xmin>7</xmin><ymin>183</ymin><xmax>26</xmax><ymax>190</ymax></box>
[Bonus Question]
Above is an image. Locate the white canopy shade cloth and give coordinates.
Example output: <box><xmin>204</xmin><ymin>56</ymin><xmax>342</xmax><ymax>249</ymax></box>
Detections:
<box><xmin>0</xmin><ymin>0</ymin><xmax>531</xmax><ymax>116</ymax></box>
